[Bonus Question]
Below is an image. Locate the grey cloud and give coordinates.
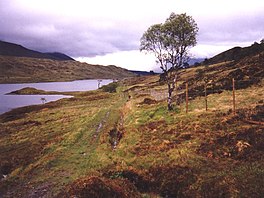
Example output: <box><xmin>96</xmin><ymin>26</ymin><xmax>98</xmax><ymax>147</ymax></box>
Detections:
<box><xmin>198</xmin><ymin>11</ymin><xmax>264</xmax><ymax>45</ymax></box>
<box><xmin>0</xmin><ymin>3</ymin><xmax>140</xmax><ymax>58</ymax></box>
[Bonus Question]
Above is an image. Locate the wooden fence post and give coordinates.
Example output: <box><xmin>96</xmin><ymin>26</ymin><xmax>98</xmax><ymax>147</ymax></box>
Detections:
<box><xmin>232</xmin><ymin>78</ymin><xmax>236</xmax><ymax>115</ymax></box>
<box><xmin>186</xmin><ymin>82</ymin><xmax>188</xmax><ymax>113</ymax></box>
<box><xmin>205</xmin><ymin>83</ymin><xmax>208</xmax><ymax>111</ymax></box>
<box><xmin>175</xmin><ymin>80</ymin><xmax>178</xmax><ymax>105</ymax></box>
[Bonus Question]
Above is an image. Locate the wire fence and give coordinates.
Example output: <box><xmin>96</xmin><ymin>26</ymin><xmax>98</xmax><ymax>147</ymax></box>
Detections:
<box><xmin>136</xmin><ymin>77</ymin><xmax>263</xmax><ymax>114</ymax></box>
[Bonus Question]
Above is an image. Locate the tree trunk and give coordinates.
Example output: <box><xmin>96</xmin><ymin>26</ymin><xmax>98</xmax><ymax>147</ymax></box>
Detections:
<box><xmin>167</xmin><ymin>84</ymin><xmax>173</xmax><ymax>111</ymax></box>
<box><xmin>166</xmin><ymin>72</ymin><xmax>177</xmax><ymax>111</ymax></box>
<box><xmin>174</xmin><ymin>75</ymin><xmax>178</xmax><ymax>106</ymax></box>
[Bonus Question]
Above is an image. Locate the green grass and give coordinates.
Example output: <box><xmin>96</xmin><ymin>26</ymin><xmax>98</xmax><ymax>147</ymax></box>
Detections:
<box><xmin>0</xmin><ymin>89</ymin><xmax>129</xmax><ymax>195</ymax></box>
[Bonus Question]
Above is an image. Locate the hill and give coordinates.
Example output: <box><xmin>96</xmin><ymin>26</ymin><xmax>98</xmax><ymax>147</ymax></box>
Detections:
<box><xmin>0</xmin><ymin>55</ymin><xmax>135</xmax><ymax>83</ymax></box>
<box><xmin>0</xmin><ymin>45</ymin><xmax>263</xmax><ymax>197</ymax></box>
<box><xmin>0</xmin><ymin>40</ymin><xmax>74</xmax><ymax>61</ymax></box>
<box><xmin>0</xmin><ymin>40</ymin><xmax>136</xmax><ymax>83</ymax></box>
<box><xmin>129</xmin><ymin>70</ymin><xmax>157</xmax><ymax>76</ymax></box>
<box><xmin>203</xmin><ymin>41</ymin><xmax>264</xmax><ymax>65</ymax></box>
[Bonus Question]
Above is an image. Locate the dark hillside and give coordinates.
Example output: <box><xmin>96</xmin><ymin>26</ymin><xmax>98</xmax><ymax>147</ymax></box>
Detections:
<box><xmin>204</xmin><ymin>42</ymin><xmax>264</xmax><ymax>65</ymax></box>
<box><xmin>180</xmin><ymin>51</ymin><xmax>264</xmax><ymax>101</ymax></box>
<box><xmin>44</xmin><ymin>52</ymin><xmax>75</xmax><ymax>61</ymax></box>
<box><xmin>129</xmin><ymin>70</ymin><xmax>157</xmax><ymax>76</ymax></box>
<box><xmin>0</xmin><ymin>40</ymin><xmax>74</xmax><ymax>61</ymax></box>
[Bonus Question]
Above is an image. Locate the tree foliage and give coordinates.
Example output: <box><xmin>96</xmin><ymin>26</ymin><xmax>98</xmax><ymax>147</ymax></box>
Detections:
<box><xmin>140</xmin><ymin>13</ymin><xmax>198</xmax><ymax>110</ymax></box>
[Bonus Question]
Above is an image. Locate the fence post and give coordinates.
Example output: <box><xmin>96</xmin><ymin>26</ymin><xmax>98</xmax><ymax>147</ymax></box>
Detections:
<box><xmin>175</xmin><ymin>80</ymin><xmax>178</xmax><ymax>105</ymax></box>
<box><xmin>232</xmin><ymin>78</ymin><xmax>236</xmax><ymax>115</ymax></box>
<box><xmin>205</xmin><ymin>83</ymin><xmax>208</xmax><ymax>111</ymax></box>
<box><xmin>186</xmin><ymin>82</ymin><xmax>188</xmax><ymax>113</ymax></box>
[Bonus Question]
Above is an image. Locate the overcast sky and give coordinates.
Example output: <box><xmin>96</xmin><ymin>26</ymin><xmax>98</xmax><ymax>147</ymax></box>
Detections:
<box><xmin>0</xmin><ymin>0</ymin><xmax>263</xmax><ymax>71</ymax></box>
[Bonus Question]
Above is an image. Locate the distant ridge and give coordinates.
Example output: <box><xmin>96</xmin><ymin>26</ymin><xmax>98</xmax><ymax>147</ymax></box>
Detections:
<box><xmin>129</xmin><ymin>70</ymin><xmax>157</xmax><ymax>76</ymax></box>
<box><xmin>203</xmin><ymin>42</ymin><xmax>264</xmax><ymax>65</ymax></box>
<box><xmin>0</xmin><ymin>40</ymin><xmax>74</xmax><ymax>61</ymax></box>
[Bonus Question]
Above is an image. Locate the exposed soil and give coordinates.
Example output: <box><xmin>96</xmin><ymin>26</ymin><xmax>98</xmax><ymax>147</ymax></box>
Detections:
<box><xmin>109</xmin><ymin>128</ymin><xmax>123</xmax><ymax>149</ymax></box>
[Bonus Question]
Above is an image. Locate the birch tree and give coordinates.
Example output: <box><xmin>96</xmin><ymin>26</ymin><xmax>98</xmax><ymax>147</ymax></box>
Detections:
<box><xmin>140</xmin><ymin>13</ymin><xmax>198</xmax><ymax>110</ymax></box>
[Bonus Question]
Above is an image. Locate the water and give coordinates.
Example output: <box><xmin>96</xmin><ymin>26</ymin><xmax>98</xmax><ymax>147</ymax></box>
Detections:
<box><xmin>0</xmin><ymin>79</ymin><xmax>113</xmax><ymax>114</ymax></box>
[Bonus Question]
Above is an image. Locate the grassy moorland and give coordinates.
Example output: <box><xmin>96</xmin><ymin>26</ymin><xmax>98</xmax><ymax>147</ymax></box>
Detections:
<box><xmin>0</xmin><ymin>53</ymin><xmax>263</xmax><ymax>197</ymax></box>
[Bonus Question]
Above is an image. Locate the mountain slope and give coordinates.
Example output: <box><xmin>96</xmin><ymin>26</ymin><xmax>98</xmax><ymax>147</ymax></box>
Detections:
<box><xmin>204</xmin><ymin>42</ymin><xmax>264</xmax><ymax>65</ymax></box>
<box><xmin>0</xmin><ymin>55</ymin><xmax>135</xmax><ymax>83</ymax></box>
<box><xmin>0</xmin><ymin>40</ymin><xmax>74</xmax><ymax>61</ymax></box>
